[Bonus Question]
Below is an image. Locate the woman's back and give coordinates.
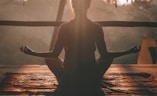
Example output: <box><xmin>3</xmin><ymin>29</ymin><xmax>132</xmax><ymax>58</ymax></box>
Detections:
<box><xmin>60</xmin><ymin>20</ymin><xmax>102</xmax><ymax>70</ymax></box>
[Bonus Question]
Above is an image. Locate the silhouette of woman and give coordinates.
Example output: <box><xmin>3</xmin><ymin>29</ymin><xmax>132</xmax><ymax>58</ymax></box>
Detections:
<box><xmin>21</xmin><ymin>0</ymin><xmax>140</xmax><ymax>96</ymax></box>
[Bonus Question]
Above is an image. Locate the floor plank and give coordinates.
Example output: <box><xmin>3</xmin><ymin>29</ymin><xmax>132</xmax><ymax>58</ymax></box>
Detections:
<box><xmin>0</xmin><ymin>64</ymin><xmax>157</xmax><ymax>96</ymax></box>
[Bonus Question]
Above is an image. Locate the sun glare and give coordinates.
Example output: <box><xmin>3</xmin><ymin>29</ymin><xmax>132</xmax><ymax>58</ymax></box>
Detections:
<box><xmin>118</xmin><ymin>0</ymin><xmax>134</xmax><ymax>5</ymax></box>
<box><xmin>103</xmin><ymin>0</ymin><xmax>135</xmax><ymax>6</ymax></box>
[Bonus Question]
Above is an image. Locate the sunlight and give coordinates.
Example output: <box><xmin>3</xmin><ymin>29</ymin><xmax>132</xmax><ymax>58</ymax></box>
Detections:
<box><xmin>14</xmin><ymin>0</ymin><xmax>28</xmax><ymax>3</ymax></box>
<box><xmin>17</xmin><ymin>65</ymin><xmax>52</xmax><ymax>73</ymax></box>
<box><xmin>103</xmin><ymin>0</ymin><xmax>155</xmax><ymax>6</ymax></box>
<box><xmin>68</xmin><ymin>0</ymin><xmax>75</xmax><ymax>16</ymax></box>
<box><xmin>14</xmin><ymin>0</ymin><xmax>28</xmax><ymax>5</ymax></box>
<box><xmin>103</xmin><ymin>0</ymin><xmax>134</xmax><ymax>6</ymax></box>
<box><xmin>118</xmin><ymin>0</ymin><xmax>134</xmax><ymax>5</ymax></box>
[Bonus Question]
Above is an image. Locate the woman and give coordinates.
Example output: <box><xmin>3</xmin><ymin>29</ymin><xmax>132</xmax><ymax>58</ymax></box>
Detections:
<box><xmin>21</xmin><ymin>0</ymin><xmax>140</xmax><ymax>96</ymax></box>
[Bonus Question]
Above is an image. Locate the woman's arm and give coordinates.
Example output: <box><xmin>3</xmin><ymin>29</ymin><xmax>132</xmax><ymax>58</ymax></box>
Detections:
<box><xmin>20</xmin><ymin>45</ymin><xmax>61</xmax><ymax>58</ymax></box>
<box><xmin>107</xmin><ymin>46</ymin><xmax>140</xmax><ymax>58</ymax></box>
<box><xmin>20</xmin><ymin>26</ymin><xmax>65</xmax><ymax>58</ymax></box>
<box><xmin>95</xmin><ymin>26</ymin><xmax>108</xmax><ymax>58</ymax></box>
<box><xmin>96</xmin><ymin>26</ymin><xmax>140</xmax><ymax>59</ymax></box>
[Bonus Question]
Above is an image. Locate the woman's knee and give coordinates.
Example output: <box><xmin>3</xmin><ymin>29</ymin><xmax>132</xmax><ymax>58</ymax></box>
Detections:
<box><xmin>46</xmin><ymin>58</ymin><xmax>63</xmax><ymax>67</ymax></box>
<box><xmin>45</xmin><ymin>58</ymin><xmax>63</xmax><ymax>75</ymax></box>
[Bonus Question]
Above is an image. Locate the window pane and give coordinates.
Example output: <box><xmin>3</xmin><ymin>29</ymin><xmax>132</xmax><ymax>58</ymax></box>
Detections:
<box><xmin>0</xmin><ymin>0</ymin><xmax>157</xmax><ymax>65</ymax></box>
<box><xmin>0</xmin><ymin>0</ymin><xmax>60</xmax><ymax>65</ymax></box>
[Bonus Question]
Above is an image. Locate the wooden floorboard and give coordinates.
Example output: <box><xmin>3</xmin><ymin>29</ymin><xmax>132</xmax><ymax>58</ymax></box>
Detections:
<box><xmin>0</xmin><ymin>64</ymin><xmax>157</xmax><ymax>96</ymax></box>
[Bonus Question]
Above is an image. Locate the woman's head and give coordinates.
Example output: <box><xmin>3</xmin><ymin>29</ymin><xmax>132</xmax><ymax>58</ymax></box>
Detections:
<box><xmin>71</xmin><ymin>0</ymin><xmax>91</xmax><ymax>8</ymax></box>
<box><xmin>71</xmin><ymin>0</ymin><xmax>91</xmax><ymax>16</ymax></box>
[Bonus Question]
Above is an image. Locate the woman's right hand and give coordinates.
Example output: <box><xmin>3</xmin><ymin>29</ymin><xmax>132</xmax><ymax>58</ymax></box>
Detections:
<box><xmin>20</xmin><ymin>45</ymin><xmax>34</xmax><ymax>55</ymax></box>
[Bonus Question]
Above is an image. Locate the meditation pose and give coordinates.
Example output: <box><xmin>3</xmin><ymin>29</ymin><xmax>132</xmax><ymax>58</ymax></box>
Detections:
<box><xmin>21</xmin><ymin>0</ymin><xmax>140</xmax><ymax>96</ymax></box>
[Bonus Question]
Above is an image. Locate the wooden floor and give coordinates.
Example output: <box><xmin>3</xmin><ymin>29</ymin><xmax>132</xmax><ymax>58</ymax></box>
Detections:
<box><xmin>0</xmin><ymin>64</ymin><xmax>157</xmax><ymax>96</ymax></box>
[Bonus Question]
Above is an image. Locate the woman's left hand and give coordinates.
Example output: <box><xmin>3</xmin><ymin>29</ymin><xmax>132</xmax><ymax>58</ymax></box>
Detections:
<box><xmin>128</xmin><ymin>46</ymin><xmax>141</xmax><ymax>53</ymax></box>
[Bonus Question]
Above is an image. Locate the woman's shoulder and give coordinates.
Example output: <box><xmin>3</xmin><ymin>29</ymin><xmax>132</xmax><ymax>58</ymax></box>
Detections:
<box><xmin>92</xmin><ymin>22</ymin><xmax>102</xmax><ymax>29</ymax></box>
<box><xmin>59</xmin><ymin>21</ymin><xmax>73</xmax><ymax>28</ymax></box>
<box><xmin>87</xmin><ymin>20</ymin><xmax>102</xmax><ymax>28</ymax></box>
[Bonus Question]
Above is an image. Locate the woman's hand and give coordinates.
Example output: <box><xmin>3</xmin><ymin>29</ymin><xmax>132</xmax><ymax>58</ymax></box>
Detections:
<box><xmin>128</xmin><ymin>46</ymin><xmax>141</xmax><ymax>53</ymax></box>
<box><xmin>20</xmin><ymin>45</ymin><xmax>34</xmax><ymax>55</ymax></box>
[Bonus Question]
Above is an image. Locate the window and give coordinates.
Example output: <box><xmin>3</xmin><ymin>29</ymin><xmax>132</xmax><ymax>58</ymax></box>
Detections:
<box><xmin>0</xmin><ymin>0</ymin><xmax>156</xmax><ymax>64</ymax></box>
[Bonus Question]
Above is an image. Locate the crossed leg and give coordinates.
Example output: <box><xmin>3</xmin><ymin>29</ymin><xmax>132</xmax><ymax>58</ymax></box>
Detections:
<box><xmin>45</xmin><ymin>58</ymin><xmax>63</xmax><ymax>83</ymax></box>
<box><xmin>45</xmin><ymin>57</ymin><xmax>113</xmax><ymax>96</ymax></box>
<box><xmin>97</xmin><ymin>57</ymin><xmax>113</xmax><ymax>80</ymax></box>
